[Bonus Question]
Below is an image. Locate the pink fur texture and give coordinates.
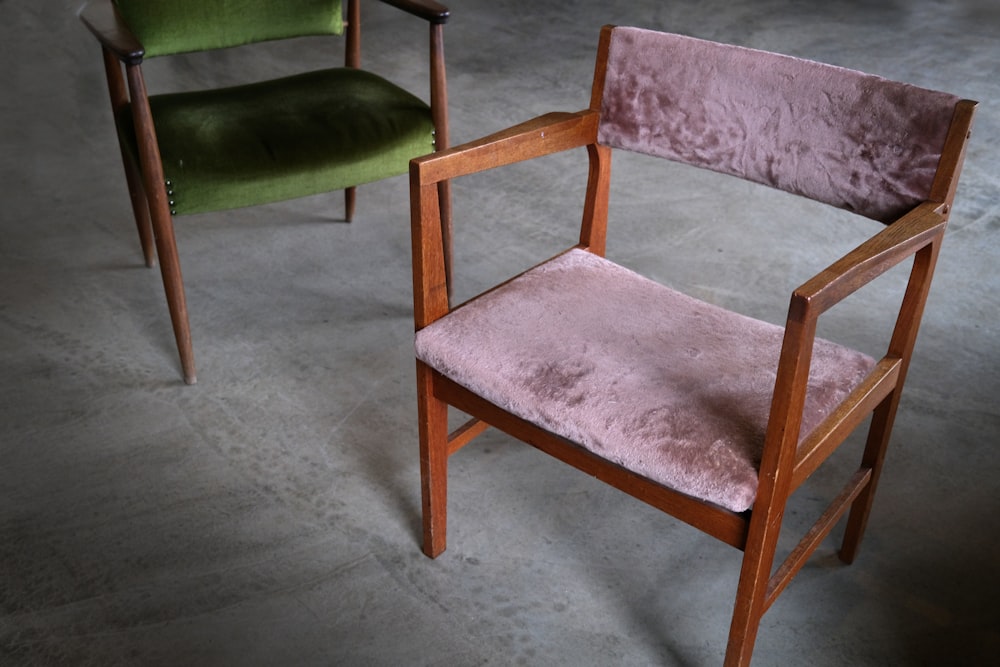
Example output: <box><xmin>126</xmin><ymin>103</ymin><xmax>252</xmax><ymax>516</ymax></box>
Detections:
<box><xmin>415</xmin><ymin>250</ymin><xmax>874</xmax><ymax>512</ymax></box>
<box><xmin>598</xmin><ymin>27</ymin><xmax>959</xmax><ymax>223</ymax></box>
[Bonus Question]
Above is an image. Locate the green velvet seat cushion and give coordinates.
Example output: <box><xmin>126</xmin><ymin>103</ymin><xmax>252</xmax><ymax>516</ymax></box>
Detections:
<box><xmin>118</xmin><ymin>68</ymin><xmax>435</xmax><ymax>216</ymax></box>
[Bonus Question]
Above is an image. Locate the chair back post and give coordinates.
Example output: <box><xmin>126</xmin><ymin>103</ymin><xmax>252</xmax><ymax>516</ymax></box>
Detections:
<box><xmin>929</xmin><ymin>100</ymin><xmax>978</xmax><ymax>214</ymax></box>
<box><xmin>589</xmin><ymin>26</ymin><xmax>614</xmax><ymax>115</ymax></box>
<box><xmin>577</xmin><ymin>25</ymin><xmax>617</xmax><ymax>257</ymax></box>
<box><xmin>345</xmin><ymin>0</ymin><xmax>360</xmax><ymax>68</ymax></box>
<box><xmin>429</xmin><ymin>23</ymin><xmax>449</xmax><ymax>151</ymax></box>
<box><xmin>428</xmin><ymin>22</ymin><xmax>452</xmax><ymax>291</ymax></box>
<box><xmin>579</xmin><ymin>143</ymin><xmax>611</xmax><ymax>255</ymax></box>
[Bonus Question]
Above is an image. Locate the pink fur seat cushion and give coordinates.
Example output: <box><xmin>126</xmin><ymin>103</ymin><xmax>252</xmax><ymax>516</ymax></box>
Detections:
<box><xmin>415</xmin><ymin>249</ymin><xmax>875</xmax><ymax>512</ymax></box>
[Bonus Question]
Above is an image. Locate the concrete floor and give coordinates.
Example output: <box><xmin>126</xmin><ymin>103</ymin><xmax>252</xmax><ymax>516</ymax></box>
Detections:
<box><xmin>2</xmin><ymin>1</ymin><xmax>998</xmax><ymax>665</ymax></box>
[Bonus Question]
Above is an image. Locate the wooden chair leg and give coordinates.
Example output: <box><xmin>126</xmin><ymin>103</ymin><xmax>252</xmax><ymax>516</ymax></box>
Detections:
<box><xmin>724</xmin><ymin>530</ymin><xmax>781</xmax><ymax>665</ymax></box>
<box><xmin>723</xmin><ymin>459</ymin><xmax>795</xmax><ymax>667</ymax></box>
<box><xmin>125</xmin><ymin>64</ymin><xmax>196</xmax><ymax>384</ymax></box>
<box><xmin>147</xmin><ymin>196</ymin><xmax>196</xmax><ymax>385</ymax></box>
<box><xmin>345</xmin><ymin>186</ymin><xmax>356</xmax><ymax>222</ymax></box>
<box><xmin>100</xmin><ymin>47</ymin><xmax>155</xmax><ymax>267</ymax></box>
<box><xmin>840</xmin><ymin>394</ymin><xmax>900</xmax><ymax>563</ymax></box>
<box><xmin>417</xmin><ymin>361</ymin><xmax>449</xmax><ymax>558</ymax></box>
<box><xmin>121</xmin><ymin>150</ymin><xmax>156</xmax><ymax>267</ymax></box>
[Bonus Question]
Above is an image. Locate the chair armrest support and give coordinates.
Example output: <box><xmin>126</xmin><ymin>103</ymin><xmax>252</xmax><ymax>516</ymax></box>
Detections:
<box><xmin>411</xmin><ymin>110</ymin><xmax>600</xmax><ymax>186</ymax></box>
<box><xmin>78</xmin><ymin>0</ymin><xmax>144</xmax><ymax>64</ymax></box>
<box><xmin>769</xmin><ymin>201</ymin><xmax>947</xmax><ymax>457</ymax></box>
<box><xmin>377</xmin><ymin>0</ymin><xmax>449</xmax><ymax>23</ymax></box>
<box><xmin>790</xmin><ymin>202</ymin><xmax>948</xmax><ymax>322</ymax></box>
<box><xmin>410</xmin><ymin>110</ymin><xmax>599</xmax><ymax>328</ymax></box>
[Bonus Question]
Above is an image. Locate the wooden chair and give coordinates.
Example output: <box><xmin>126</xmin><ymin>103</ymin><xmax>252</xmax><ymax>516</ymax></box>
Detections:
<box><xmin>408</xmin><ymin>26</ymin><xmax>976</xmax><ymax>665</ymax></box>
<box><xmin>79</xmin><ymin>0</ymin><xmax>452</xmax><ymax>384</ymax></box>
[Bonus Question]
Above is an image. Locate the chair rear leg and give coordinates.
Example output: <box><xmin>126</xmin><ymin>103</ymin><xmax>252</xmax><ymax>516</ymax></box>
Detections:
<box><xmin>345</xmin><ymin>187</ymin><xmax>356</xmax><ymax>222</ymax></box>
<box><xmin>840</xmin><ymin>394</ymin><xmax>900</xmax><ymax>563</ymax></box>
<box><xmin>121</xmin><ymin>150</ymin><xmax>156</xmax><ymax>267</ymax></box>
<box><xmin>417</xmin><ymin>361</ymin><xmax>449</xmax><ymax>558</ymax></box>
<box><xmin>100</xmin><ymin>47</ymin><xmax>155</xmax><ymax>268</ymax></box>
<box><xmin>437</xmin><ymin>180</ymin><xmax>453</xmax><ymax>298</ymax></box>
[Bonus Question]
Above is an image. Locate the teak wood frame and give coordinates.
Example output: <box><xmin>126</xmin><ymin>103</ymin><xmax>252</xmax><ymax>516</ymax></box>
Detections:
<box><xmin>79</xmin><ymin>0</ymin><xmax>451</xmax><ymax>384</ymax></box>
<box><xmin>409</xmin><ymin>26</ymin><xmax>976</xmax><ymax>667</ymax></box>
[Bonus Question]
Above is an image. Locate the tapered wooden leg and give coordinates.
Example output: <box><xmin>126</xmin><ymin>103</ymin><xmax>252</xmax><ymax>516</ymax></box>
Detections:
<box><xmin>417</xmin><ymin>361</ymin><xmax>449</xmax><ymax>558</ymax></box>
<box><xmin>725</xmin><ymin>525</ymin><xmax>782</xmax><ymax>666</ymax></box>
<box><xmin>122</xmin><ymin>151</ymin><xmax>156</xmax><ymax>267</ymax></box>
<box><xmin>148</xmin><ymin>198</ymin><xmax>196</xmax><ymax>385</ymax></box>
<box><xmin>724</xmin><ymin>447</ymin><xmax>797</xmax><ymax>667</ymax></box>
<box><xmin>345</xmin><ymin>187</ymin><xmax>356</xmax><ymax>222</ymax></box>
<box><xmin>126</xmin><ymin>64</ymin><xmax>196</xmax><ymax>385</ymax></box>
<box><xmin>840</xmin><ymin>394</ymin><xmax>900</xmax><ymax>563</ymax></box>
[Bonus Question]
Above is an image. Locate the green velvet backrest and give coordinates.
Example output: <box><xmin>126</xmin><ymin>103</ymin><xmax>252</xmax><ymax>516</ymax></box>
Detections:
<box><xmin>114</xmin><ymin>0</ymin><xmax>344</xmax><ymax>58</ymax></box>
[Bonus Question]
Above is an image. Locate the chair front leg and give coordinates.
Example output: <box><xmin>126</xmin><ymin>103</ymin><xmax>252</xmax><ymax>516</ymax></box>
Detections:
<box><xmin>148</xmin><ymin>183</ymin><xmax>196</xmax><ymax>385</ymax></box>
<box><xmin>125</xmin><ymin>63</ymin><xmax>196</xmax><ymax>384</ymax></box>
<box><xmin>724</xmin><ymin>313</ymin><xmax>816</xmax><ymax>666</ymax></box>
<box><xmin>417</xmin><ymin>361</ymin><xmax>449</xmax><ymax>557</ymax></box>
<box><xmin>725</xmin><ymin>500</ymin><xmax>786</xmax><ymax>666</ymax></box>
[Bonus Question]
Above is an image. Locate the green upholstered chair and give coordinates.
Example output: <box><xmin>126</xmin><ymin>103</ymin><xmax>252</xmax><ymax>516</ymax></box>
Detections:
<box><xmin>79</xmin><ymin>0</ymin><xmax>451</xmax><ymax>384</ymax></box>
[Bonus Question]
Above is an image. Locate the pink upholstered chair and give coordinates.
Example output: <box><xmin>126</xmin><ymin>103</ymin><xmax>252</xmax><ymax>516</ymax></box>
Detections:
<box><xmin>408</xmin><ymin>25</ymin><xmax>976</xmax><ymax>665</ymax></box>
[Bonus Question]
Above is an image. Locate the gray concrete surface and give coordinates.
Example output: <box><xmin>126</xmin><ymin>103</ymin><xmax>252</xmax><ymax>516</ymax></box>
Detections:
<box><xmin>2</xmin><ymin>1</ymin><xmax>998</xmax><ymax>665</ymax></box>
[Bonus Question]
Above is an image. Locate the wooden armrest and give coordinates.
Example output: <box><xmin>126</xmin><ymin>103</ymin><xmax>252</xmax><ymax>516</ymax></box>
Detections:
<box><xmin>410</xmin><ymin>110</ymin><xmax>601</xmax><ymax>327</ymax></box>
<box><xmin>790</xmin><ymin>202</ymin><xmax>948</xmax><ymax>320</ymax></box>
<box><xmin>411</xmin><ymin>110</ymin><xmax>600</xmax><ymax>185</ymax></box>
<box><xmin>78</xmin><ymin>0</ymin><xmax>144</xmax><ymax>64</ymax></box>
<box><xmin>766</xmin><ymin>205</ymin><xmax>947</xmax><ymax>481</ymax></box>
<box><xmin>377</xmin><ymin>0</ymin><xmax>449</xmax><ymax>23</ymax></box>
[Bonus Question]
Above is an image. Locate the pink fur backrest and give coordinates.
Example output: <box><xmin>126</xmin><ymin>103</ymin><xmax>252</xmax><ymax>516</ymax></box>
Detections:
<box><xmin>597</xmin><ymin>27</ymin><xmax>960</xmax><ymax>223</ymax></box>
